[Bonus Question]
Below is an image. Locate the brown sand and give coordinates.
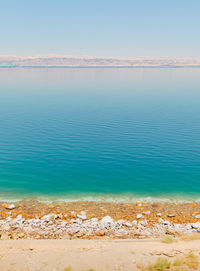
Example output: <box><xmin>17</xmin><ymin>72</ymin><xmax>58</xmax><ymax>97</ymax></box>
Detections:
<box><xmin>0</xmin><ymin>239</ymin><xmax>200</xmax><ymax>271</ymax></box>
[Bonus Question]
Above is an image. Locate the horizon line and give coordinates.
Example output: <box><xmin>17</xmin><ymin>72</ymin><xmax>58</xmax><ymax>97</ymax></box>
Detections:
<box><xmin>0</xmin><ymin>54</ymin><xmax>200</xmax><ymax>59</ymax></box>
<box><xmin>1</xmin><ymin>55</ymin><xmax>200</xmax><ymax>68</ymax></box>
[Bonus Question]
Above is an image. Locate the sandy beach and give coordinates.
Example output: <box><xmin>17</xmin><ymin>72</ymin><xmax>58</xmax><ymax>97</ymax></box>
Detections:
<box><xmin>1</xmin><ymin>200</ymin><xmax>200</xmax><ymax>270</ymax></box>
<box><xmin>0</xmin><ymin>238</ymin><xmax>200</xmax><ymax>271</ymax></box>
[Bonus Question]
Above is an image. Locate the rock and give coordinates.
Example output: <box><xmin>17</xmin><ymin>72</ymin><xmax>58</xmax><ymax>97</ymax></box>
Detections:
<box><xmin>68</xmin><ymin>212</ymin><xmax>76</xmax><ymax>219</ymax></box>
<box><xmin>165</xmin><ymin>229</ymin><xmax>176</xmax><ymax>235</ymax></box>
<box><xmin>158</xmin><ymin>218</ymin><xmax>171</xmax><ymax>226</ymax></box>
<box><xmin>68</xmin><ymin>228</ymin><xmax>79</xmax><ymax>235</ymax></box>
<box><xmin>55</xmin><ymin>213</ymin><xmax>63</xmax><ymax>219</ymax></box>
<box><xmin>76</xmin><ymin>231</ymin><xmax>85</xmax><ymax>238</ymax></box>
<box><xmin>17</xmin><ymin>232</ymin><xmax>25</xmax><ymax>239</ymax></box>
<box><xmin>100</xmin><ymin>216</ymin><xmax>114</xmax><ymax>228</ymax></box>
<box><xmin>132</xmin><ymin>220</ymin><xmax>137</xmax><ymax>225</ymax></box>
<box><xmin>117</xmin><ymin>229</ymin><xmax>128</xmax><ymax>235</ymax></box>
<box><xmin>143</xmin><ymin>211</ymin><xmax>151</xmax><ymax>215</ymax></box>
<box><xmin>41</xmin><ymin>214</ymin><xmax>55</xmax><ymax>222</ymax></box>
<box><xmin>167</xmin><ymin>214</ymin><xmax>175</xmax><ymax>218</ymax></box>
<box><xmin>164</xmin><ymin>221</ymin><xmax>171</xmax><ymax>226</ymax></box>
<box><xmin>116</xmin><ymin>219</ymin><xmax>124</xmax><ymax>226</ymax></box>
<box><xmin>136</xmin><ymin>214</ymin><xmax>144</xmax><ymax>219</ymax></box>
<box><xmin>2</xmin><ymin>203</ymin><xmax>16</xmax><ymax>210</ymax></box>
<box><xmin>16</xmin><ymin>214</ymin><xmax>23</xmax><ymax>220</ymax></box>
<box><xmin>136</xmin><ymin>201</ymin><xmax>142</xmax><ymax>207</ymax></box>
<box><xmin>124</xmin><ymin>221</ymin><xmax>132</xmax><ymax>227</ymax></box>
<box><xmin>77</xmin><ymin>211</ymin><xmax>87</xmax><ymax>220</ymax></box>
<box><xmin>96</xmin><ymin>230</ymin><xmax>105</xmax><ymax>236</ymax></box>
<box><xmin>140</xmin><ymin>220</ymin><xmax>148</xmax><ymax>226</ymax></box>
<box><xmin>14</xmin><ymin>215</ymin><xmax>25</xmax><ymax>224</ymax></box>
<box><xmin>91</xmin><ymin>218</ymin><xmax>98</xmax><ymax>222</ymax></box>
<box><xmin>186</xmin><ymin>224</ymin><xmax>192</xmax><ymax>230</ymax></box>
<box><xmin>191</xmin><ymin>222</ymin><xmax>200</xmax><ymax>229</ymax></box>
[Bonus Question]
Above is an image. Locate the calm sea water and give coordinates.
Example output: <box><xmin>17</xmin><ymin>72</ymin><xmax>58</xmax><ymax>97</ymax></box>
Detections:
<box><xmin>0</xmin><ymin>68</ymin><xmax>200</xmax><ymax>200</ymax></box>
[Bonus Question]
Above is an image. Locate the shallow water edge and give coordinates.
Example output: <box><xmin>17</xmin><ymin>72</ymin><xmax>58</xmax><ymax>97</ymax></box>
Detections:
<box><xmin>1</xmin><ymin>192</ymin><xmax>200</xmax><ymax>203</ymax></box>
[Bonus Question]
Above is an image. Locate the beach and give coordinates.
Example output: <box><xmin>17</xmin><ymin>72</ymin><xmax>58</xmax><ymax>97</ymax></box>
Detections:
<box><xmin>1</xmin><ymin>238</ymin><xmax>200</xmax><ymax>271</ymax></box>
<box><xmin>1</xmin><ymin>199</ymin><xmax>200</xmax><ymax>270</ymax></box>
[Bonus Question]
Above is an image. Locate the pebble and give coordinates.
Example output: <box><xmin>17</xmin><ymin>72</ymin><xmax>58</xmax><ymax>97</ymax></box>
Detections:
<box><xmin>158</xmin><ymin>218</ymin><xmax>171</xmax><ymax>226</ymax></box>
<box><xmin>116</xmin><ymin>219</ymin><xmax>124</xmax><ymax>226</ymax></box>
<box><xmin>96</xmin><ymin>230</ymin><xmax>105</xmax><ymax>236</ymax></box>
<box><xmin>100</xmin><ymin>216</ymin><xmax>114</xmax><ymax>228</ymax></box>
<box><xmin>143</xmin><ymin>211</ymin><xmax>151</xmax><ymax>215</ymax></box>
<box><xmin>186</xmin><ymin>224</ymin><xmax>192</xmax><ymax>230</ymax></box>
<box><xmin>167</xmin><ymin>214</ymin><xmax>175</xmax><ymax>218</ymax></box>
<box><xmin>124</xmin><ymin>221</ymin><xmax>132</xmax><ymax>227</ymax></box>
<box><xmin>136</xmin><ymin>214</ymin><xmax>144</xmax><ymax>219</ymax></box>
<box><xmin>41</xmin><ymin>214</ymin><xmax>55</xmax><ymax>222</ymax></box>
<box><xmin>77</xmin><ymin>211</ymin><xmax>87</xmax><ymax>220</ymax></box>
<box><xmin>156</xmin><ymin>213</ymin><xmax>162</xmax><ymax>217</ymax></box>
<box><xmin>191</xmin><ymin>222</ymin><xmax>200</xmax><ymax>229</ymax></box>
<box><xmin>132</xmin><ymin>220</ymin><xmax>137</xmax><ymax>225</ymax></box>
<box><xmin>140</xmin><ymin>220</ymin><xmax>148</xmax><ymax>226</ymax></box>
<box><xmin>2</xmin><ymin>203</ymin><xmax>16</xmax><ymax>210</ymax></box>
<box><xmin>136</xmin><ymin>201</ymin><xmax>142</xmax><ymax>207</ymax></box>
<box><xmin>16</xmin><ymin>214</ymin><xmax>23</xmax><ymax>220</ymax></box>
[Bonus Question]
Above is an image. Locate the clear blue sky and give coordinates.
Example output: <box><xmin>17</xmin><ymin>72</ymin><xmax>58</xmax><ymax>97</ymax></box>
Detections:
<box><xmin>1</xmin><ymin>0</ymin><xmax>200</xmax><ymax>57</ymax></box>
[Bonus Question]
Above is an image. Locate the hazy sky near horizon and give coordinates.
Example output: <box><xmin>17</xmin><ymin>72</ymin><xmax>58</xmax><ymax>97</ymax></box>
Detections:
<box><xmin>1</xmin><ymin>0</ymin><xmax>200</xmax><ymax>57</ymax></box>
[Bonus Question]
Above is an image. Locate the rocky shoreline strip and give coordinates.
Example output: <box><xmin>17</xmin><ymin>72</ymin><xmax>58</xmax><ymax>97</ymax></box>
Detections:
<box><xmin>0</xmin><ymin>200</ymin><xmax>200</xmax><ymax>240</ymax></box>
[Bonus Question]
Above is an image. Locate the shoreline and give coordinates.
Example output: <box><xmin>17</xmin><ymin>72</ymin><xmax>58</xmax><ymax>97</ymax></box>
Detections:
<box><xmin>1</xmin><ymin>200</ymin><xmax>200</xmax><ymax>241</ymax></box>
<box><xmin>1</xmin><ymin>192</ymin><xmax>200</xmax><ymax>203</ymax></box>
<box><xmin>1</xmin><ymin>65</ymin><xmax>200</xmax><ymax>68</ymax></box>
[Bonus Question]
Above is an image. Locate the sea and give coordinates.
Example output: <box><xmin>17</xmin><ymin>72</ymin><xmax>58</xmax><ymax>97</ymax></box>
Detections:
<box><xmin>0</xmin><ymin>68</ymin><xmax>199</xmax><ymax>201</ymax></box>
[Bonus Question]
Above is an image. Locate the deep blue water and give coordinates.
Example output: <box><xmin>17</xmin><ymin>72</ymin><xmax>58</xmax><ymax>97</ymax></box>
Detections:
<box><xmin>0</xmin><ymin>68</ymin><xmax>200</xmax><ymax>200</ymax></box>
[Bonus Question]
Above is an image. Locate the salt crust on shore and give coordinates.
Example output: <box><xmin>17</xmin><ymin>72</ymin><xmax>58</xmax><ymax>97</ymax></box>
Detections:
<box><xmin>0</xmin><ymin>200</ymin><xmax>200</xmax><ymax>240</ymax></box>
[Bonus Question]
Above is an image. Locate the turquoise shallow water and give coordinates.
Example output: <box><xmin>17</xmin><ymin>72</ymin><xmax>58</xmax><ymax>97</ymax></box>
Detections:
<box><xmin>0</xmin><ymin>68</ymin><xmax>200</xmax><ymax>200</ymax></box>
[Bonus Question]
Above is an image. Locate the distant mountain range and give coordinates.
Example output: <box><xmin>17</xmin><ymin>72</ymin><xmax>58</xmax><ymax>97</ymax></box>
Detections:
<box><xmin>0</xmin><ymin>55</ymin><xmax>200</xmax><ymax>67</ymax></box>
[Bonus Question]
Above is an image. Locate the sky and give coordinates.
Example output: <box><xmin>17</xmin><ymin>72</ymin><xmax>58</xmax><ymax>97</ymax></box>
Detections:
<box><xmin>0</xmin><ymin>0</ymin><xmax>200</xmax><ymax>57</ymax></box>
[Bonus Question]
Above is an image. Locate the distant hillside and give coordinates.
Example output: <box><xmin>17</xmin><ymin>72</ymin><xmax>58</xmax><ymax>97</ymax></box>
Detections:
<box><xmin>0</xmin><ymin>55</ymin><xmax>200</xmax><ymax>67</ymax></box>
